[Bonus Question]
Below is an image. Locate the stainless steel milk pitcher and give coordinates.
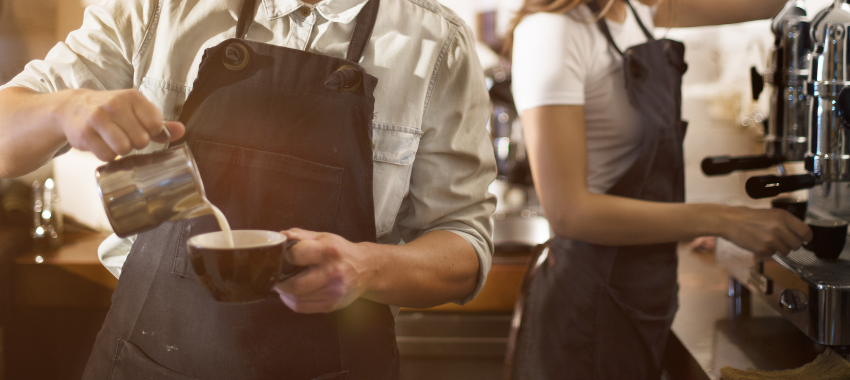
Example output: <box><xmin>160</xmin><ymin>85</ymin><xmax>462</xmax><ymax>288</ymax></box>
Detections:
<box><xmin>95</xmin><ymin>137</ymin><xmax>210</xmax><ymax>237</ymax></box>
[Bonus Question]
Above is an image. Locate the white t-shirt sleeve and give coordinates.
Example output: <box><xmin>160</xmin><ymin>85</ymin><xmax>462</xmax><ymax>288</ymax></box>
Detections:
<box><xmin>511</xmin><ymin>12</ymin><xmax>591</xmax><ymax>113</ymax></box>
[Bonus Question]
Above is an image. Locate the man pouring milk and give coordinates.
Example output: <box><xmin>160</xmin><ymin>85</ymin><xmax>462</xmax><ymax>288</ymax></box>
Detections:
<box><xmin>0</xmin><ymin>0</ymin><xmax>496</xmax><ymax>377</ymax></box>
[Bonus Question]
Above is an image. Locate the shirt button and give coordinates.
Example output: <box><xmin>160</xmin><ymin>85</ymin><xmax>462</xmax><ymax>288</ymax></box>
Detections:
<box><xmin>173</xmin><ymin>103</ymin><xmax>183</xmax><ymax>116</ymax></box>
<box><xmin>371</xmin><ymin>140</ymin><xmax>376</xmax><ymax>151</ymax></box>
<box><xmin>299</xmin><ymin>6</ymin><xmax>311</xmax><ymax>17</ymax></box>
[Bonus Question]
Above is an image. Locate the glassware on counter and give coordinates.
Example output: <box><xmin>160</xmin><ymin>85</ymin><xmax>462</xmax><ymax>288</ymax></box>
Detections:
<box><xmin>32</xmin><ymin>178</ymin><xmax>63</xmax><ymax>248</ymax></box>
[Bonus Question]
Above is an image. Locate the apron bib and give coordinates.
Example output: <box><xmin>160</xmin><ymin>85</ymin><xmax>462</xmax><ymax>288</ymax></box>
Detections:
<box><xmin>82</xmin><ymin>1</ymin><xmax>398</xmax><ymax>379</ymax></box>
<box><xmin>511</xmin><ymin>2</ymin><xmax>688</xmax><ymax>379</ymax></box>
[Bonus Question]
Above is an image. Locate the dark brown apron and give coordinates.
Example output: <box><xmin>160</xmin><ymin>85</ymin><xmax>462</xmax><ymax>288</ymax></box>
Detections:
<box><xmin>510</xmin><ymin>1</ymin><xmax>688</xmax><ymax>379</ymax></box>
<box><xmin>82</xmin><ymin>0</ymin><xmax>398</xmax><ymax>378</ymax></box>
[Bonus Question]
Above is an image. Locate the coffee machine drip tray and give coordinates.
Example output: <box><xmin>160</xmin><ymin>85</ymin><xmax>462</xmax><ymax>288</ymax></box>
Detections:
<box><xmin>774</xmin><ymin>248</ymin><xmax>850</xmax><ymax>288</ymax></box>
<box><xmin>717</xmin><ymin>237</ymin><xmax>850</xmax><ymax>346</ymax></box>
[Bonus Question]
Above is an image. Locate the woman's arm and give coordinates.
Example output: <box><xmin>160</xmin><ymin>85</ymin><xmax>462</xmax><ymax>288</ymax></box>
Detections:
<box><xmin>655</xmin><ymin>0</ymin><xmax>788</xmax><ymax>28</ymax></box>
<box><xmin>523</xmin><ymin>105</ymin><xmax>811</xmax><ymax>256</ymax></box>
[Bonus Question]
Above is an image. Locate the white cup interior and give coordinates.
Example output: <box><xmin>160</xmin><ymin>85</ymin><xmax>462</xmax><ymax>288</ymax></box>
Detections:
<box><xmin>188</xmin><ymin>230</ymin><xmax>286</xmax><ymax>249</ymax></box>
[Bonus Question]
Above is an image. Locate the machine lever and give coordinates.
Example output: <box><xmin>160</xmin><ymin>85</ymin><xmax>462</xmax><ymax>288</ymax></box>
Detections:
<box><xmin>701</xmin><ymin>155</ymin><xmax>780</xmax><ymax>176</ymax></box>
<box><xmin>745</xmin><ymin>174</ymin><xmax>818</xmax><ymax>199</ymax></box>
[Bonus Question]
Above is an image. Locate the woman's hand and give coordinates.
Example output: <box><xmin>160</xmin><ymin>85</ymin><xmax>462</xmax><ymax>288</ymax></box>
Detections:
<box><xmin>719</xmin><ymin>207</ymin><xmax>813</xmax><ymax>258</ymax></box>
<box><xmin>53</xmin><ymin>88</ymin><xmax>185</xmax><ymax>161</ymax></box>
<box><xmin>273</xmin><ymin>228</ymin><xmax>376</xmax><ymax>314</ymax></box>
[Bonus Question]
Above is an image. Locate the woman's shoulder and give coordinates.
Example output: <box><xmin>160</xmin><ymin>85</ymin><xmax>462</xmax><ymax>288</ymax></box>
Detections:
<box><xmin>515</xmin><ymin>8</ymin><xmax>595</xmax><ymax>42</ymax></box>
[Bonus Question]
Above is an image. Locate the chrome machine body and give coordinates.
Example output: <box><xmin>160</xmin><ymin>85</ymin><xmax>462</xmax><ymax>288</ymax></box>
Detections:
<box><xmin>701</xmin><ymin>0</ymin><xmax>812</xmax><ymax>176</ymax></box>
<box><xmin>810</xmin><ymin>21</ymin><xmax>850</xmax><ymax>182</ymax></box>
<box><xmin>721</xmin><ymin>0</ymin><xmax>850</xmax><ymax>347</ymax></box>
<box><xmin>765</xmin><ymin>18</ymin><xmax>811</xmax><ymax>162</ymax></box>
<box><xmin>718</xmin><ymin>224</ymin><xmax>850</xmax><ymax>346</ymax></box>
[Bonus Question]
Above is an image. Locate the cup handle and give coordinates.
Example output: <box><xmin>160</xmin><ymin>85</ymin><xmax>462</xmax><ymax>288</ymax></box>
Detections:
<box><xmin>279</xmin><ymin>239</ymin><xmax>306</xmax><ymax>281</ymax></box>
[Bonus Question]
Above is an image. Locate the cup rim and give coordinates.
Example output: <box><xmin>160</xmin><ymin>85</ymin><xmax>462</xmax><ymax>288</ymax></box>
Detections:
<box><xmin>808</xmin><ymin>219</ymin><xmax>849</xmax><ymax>228</ymax></box>
<box><xmin>771</xmin><ymin>196</ymin><xmax>807</xmax><ymax>203</ymax></box>
<box><xmin>188</xmin><ymin>230</ymin><xmax>286</xmax><ymax>250</ymax></box>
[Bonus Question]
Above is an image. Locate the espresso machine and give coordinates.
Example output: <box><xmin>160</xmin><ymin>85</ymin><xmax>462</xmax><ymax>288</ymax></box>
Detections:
<box><xmin>701</xmin><ymin>0</ymin><xmax>812</xmax><ymax>177</ymax></box>
<box><xmin>486</xmin><ymin>64</ymin><xmax>551</xmax><ymax>252</ymax></box>
<box><xmin>715</xmin><ymin>0</ymin><xmax>850</xmax><ymax>347</ymax></box>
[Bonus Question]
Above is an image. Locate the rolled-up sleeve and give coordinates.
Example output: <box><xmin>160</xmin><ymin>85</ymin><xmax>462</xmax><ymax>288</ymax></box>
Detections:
<box><xmin>395</xmin><ymin>24</ymin><xmax>497</xmax><ymax>305</ymax></box>
<box><xmin>1</xmin><ymin>0</ymin><xmax>148</xmax><ymax>93</ymax></box>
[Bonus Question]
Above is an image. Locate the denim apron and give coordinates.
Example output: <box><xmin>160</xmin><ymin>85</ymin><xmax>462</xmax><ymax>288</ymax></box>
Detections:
<box><xmin>510</xmin><ymin>2</ymin><xmax>688</xmax><ymax>379</ymax></box>
<box><xmin>81</xmin><ymin>0</ymin><xmax>398</xmax><ymax>379</ymax></box>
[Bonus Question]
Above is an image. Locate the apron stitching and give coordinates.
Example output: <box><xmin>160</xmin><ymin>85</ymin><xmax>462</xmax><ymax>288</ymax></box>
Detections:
<box><xmin>171</xmin><ymin>220</ymin><xmax>187</xmax><ymax>276</ymax></box>
<box><xmin>330</xmin><ymin>167</ymin><xmax>344</xmax><ymax>234</ymax></box>
<box><xmin>107</xmin><ymin>338</ymin><xmax>124</xmax><ymax>380</ymax></box>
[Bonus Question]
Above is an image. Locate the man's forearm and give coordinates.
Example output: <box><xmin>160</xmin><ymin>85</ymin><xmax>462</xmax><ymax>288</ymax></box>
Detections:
<box><xmin>362</xmin><ymin>230</ymin><xmax>480</xmax><ymax>309</ymax></box>
<box><xmin>0</xmin><ymin>87</ymin><xmax>69</xmax><ymax>178</ymax></box>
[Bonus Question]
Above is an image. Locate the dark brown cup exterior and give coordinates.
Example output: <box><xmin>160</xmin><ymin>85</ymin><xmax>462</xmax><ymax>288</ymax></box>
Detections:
<box><xmin>803</xmin><ymin>220</ymin><xmax>848</xmax><ymax>261</ymax></box>
<box><xmin>187</xmin><ymin>233</ymin><xmax>301</xmax><ymax>303</ymax></box>
<box><xmin>771</xmin><ymin>197</ymin><xmax>807</xmax><ymax>221</ymax></box>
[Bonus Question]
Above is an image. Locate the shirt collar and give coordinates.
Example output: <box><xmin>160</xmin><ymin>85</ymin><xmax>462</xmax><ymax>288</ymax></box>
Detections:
<box><xmin>262</xmin><ymin>0</ymin><xmax>369</xmax><ymax>23</ymax></box>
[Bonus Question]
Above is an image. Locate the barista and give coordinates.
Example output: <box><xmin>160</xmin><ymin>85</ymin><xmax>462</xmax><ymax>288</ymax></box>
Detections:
<box><xmin>507</xmin><ymin>0</ymin><xmax>811</xmax><ymax>379</ymax></box>
<box><xmin>0</xmin><ymin>0</ymin><xmax>496</xmax><ymax>378</ymax></box>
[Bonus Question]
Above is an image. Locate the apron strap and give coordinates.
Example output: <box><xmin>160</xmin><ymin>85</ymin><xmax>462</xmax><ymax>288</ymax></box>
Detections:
<box><xmin>235</xmin><ymin>0</ymin><xmax>380</xmax><ymax>63</ymax></box>
<box><xmin>624</xmin><ymin>0</ymin><xmax>655</xmax><ymax>41</ymax></box>
<box><xmin>236</xmin><ymin>0</ymin><xmax>257</xmax><ymax>39</ymax></box>
<box><xmin>346</xmin><ymin>0</ymin><xmax>380</xmax><ymax>62</ymax></box>
<box><xmin>585</xmin><ymin>0</ymin><xmax>654</xmax><ymax>57</ymax></box>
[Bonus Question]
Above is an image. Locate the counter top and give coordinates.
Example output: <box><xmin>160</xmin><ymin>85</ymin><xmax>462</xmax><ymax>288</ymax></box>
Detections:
<box><xmin>10</xmin><ymin>228</ymin><xmax>115</xmax><ymax>308</ymax></box>
<box><xmin>671</xmin><ymin>242</ymin><xmax>826</xmax><ymax>379</ymax></box>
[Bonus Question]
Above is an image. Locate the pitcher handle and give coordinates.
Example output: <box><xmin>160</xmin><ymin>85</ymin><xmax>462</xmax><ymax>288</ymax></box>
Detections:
<box><xmin>157</xmin><ymin>125</ymin><xmax>172</xmax><ymax>152</ymax></box>
<box><xmin>110</xmin><ymin>125</ymin><xmax>172</xmax><ymax>161</ymax></box>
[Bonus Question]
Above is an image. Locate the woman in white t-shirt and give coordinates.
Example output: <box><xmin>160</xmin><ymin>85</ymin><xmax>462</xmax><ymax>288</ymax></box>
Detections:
<box><xmin>507</xmin><ymin>0</ymin><xmax>809</xmax><ymax>379</ymax></box>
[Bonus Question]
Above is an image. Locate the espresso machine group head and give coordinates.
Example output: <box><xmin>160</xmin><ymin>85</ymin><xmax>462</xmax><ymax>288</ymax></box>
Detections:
<box><xmin>701</xmin><ymin>1</ymin><xmax>811</xmax><ymax>177</ymax></box>
<box><xmin>746</xmin><ymin>0</ymin><xmax>850</xmax><ymax>199</ymax></box>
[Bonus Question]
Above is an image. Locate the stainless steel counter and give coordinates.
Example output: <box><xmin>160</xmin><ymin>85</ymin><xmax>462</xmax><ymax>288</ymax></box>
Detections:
<box><xmin>672</xmin><ymin>242</ymin><xmax>826</xmax><ymax>379</ymax></box>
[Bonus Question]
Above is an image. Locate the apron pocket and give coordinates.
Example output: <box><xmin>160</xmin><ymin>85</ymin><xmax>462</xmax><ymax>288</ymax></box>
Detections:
<box><xmin>193</xmin><ymin>139</ymin><xmax>344</xmax><ymax>232</ymax></box>
<box><xmin>109</xmin><ymin>339</ymin><xmax>199</xmax><ymax>380</ymax></box>
<box><xmin>593</xmin><ymin>285</ymin><xmax>676</xmax><ymax>380</ymax></box>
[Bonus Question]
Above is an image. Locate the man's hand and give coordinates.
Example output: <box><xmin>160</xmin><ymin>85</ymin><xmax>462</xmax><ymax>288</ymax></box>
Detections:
<box><xmin>273</xmin><ymin>228</ymin><xmax>377</xmax><ymax>313</ymax></box>
<box><xmin>54</xmin><ymin>88</ymin><xmax>185</xmax><ymax>161</ymax></box>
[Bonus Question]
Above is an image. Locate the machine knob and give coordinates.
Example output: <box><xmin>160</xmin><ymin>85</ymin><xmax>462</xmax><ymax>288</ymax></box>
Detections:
<box><xmin>779</xmin><ymin>288</ymin><xmax>808</xmax><ymax>313</ymax></box>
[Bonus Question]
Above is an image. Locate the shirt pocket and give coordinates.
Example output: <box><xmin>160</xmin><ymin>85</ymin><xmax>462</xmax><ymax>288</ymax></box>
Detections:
<box><xmin>138</xmin><ymin>77</ymin><xmax>191</xmax><ymax>122</ymax></box>
<box><xmin>372</xmin><ymin>123</ymin><xmax>422</xmax><ymax>236</ymax></box>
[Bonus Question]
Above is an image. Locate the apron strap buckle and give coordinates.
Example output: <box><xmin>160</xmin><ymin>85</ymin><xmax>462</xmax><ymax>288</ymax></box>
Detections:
<box><xmin>325</xmin><ymin>65</ymin><xmax>362</xmax><ymax>92</ymax></box>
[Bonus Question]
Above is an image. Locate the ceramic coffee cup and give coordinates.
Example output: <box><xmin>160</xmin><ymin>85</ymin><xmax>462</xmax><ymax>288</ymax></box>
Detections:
<box><xmin>771</xmin><ymin>196</ymin><xmax>808</xmax><ymax>220</ymax></box>
<box><xmin>803</xmin><ymin>219</ymin><xmax>848</xmax><ymax>261</ymax></box>
<box><xmin>187</xmin><ymin>230</ymin><xmax>303</xmax><ymax>303</ymax></box>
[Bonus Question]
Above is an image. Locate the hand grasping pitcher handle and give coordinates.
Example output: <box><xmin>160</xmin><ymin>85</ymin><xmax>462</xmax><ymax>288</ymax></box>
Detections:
<box><xmin>50</xmin><ymin>88</ymin><xmax>185</xmax><ymax>161</ymax></box>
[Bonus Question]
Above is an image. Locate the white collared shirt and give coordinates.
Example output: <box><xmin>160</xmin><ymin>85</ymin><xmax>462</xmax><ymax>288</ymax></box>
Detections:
<box><xmin>4</xmin><ymin>0</ymin><xmax>496</xmax><ymax>304</ymax></box>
